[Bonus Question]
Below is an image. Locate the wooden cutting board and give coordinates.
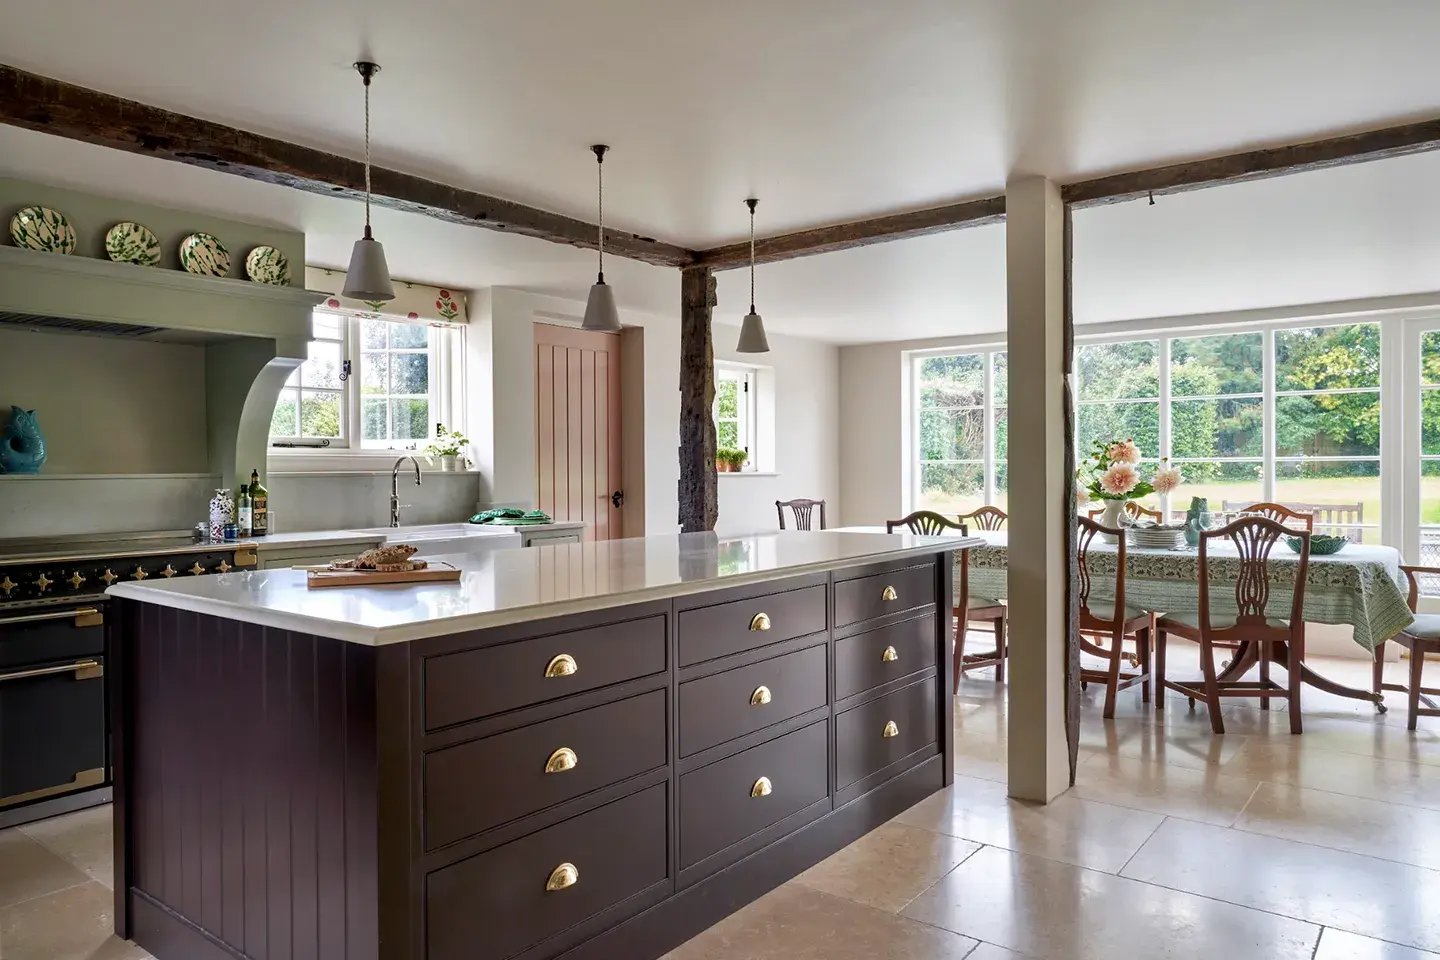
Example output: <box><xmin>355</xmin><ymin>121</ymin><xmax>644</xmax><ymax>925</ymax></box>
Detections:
<box><xmin>301</xmin><ymin>561</ymin><xmax>462</xmax><ymax>589</ymax></box>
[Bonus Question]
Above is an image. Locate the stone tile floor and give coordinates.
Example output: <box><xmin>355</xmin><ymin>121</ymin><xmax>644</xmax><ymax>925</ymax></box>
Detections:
<box><xmin>5</xmin><ymin>639</ymin><xmax>1440</xmax><ymax>958</ymax></box>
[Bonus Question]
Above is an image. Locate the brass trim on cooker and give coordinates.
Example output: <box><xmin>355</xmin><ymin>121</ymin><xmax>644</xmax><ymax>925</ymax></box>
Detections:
<box><xmin>233</xmin><ymin>547</ymin><xmax>258</xmax><ymax>568</ymax></box>
<box><xmin>0</xmin><ymin>659</ymin><xmax>103</xmax><ymax>683</ymax></box>
<box><xmin>0</xmin><ymin>607</ymin><xmax>102</xmax><ymax>629</ymax></box>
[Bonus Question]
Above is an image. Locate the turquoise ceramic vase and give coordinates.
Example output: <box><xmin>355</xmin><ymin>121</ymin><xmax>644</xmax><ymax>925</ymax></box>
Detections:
<box><xmin>0</xmin><ymin>407</ymin><xmax>46</xmax><ymax>474</ymax></box>
<box><xmin>1183</xmin><ymin>496</ymin><xmax>1211</xmax><ymax>547</ymax></box>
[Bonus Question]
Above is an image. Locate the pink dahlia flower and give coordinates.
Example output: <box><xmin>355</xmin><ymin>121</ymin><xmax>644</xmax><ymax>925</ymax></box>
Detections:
<box><xmin>1152</xmin><ymin>465</ymin><xmax>1182</xmax><ymax>495</ymax></box>
<box><xmin>1099</xmin><ymin>464</ymin><xmax>1139</xmax><ymax>496</ymax></box>
<box><xmin>1106</xmin><ymin>439</ymin><xmax>1142</xmax><ymax>464</ymax></box>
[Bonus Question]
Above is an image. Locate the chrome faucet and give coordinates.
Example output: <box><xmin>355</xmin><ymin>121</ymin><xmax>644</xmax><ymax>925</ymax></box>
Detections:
<box><xmin>390</xmin><ymin>456</ymin><xmax>422</xmax><ymax>527</ymax></box>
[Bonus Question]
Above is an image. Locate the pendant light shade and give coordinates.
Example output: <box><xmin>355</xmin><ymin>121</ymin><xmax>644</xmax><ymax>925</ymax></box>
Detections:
<box><xmin>582</xmin><ymin>144</ymin><xmax>622</xmax><ymax>332</ymax></box>
<box><xmin>342</xmin><ymin>61</ymin><xmax>395</xmax><ymax>302</ymax></box>
<box><xmin>736</xmin><ymin>197</ymin><xmax>770</xmax><ymax>354</ymax></box>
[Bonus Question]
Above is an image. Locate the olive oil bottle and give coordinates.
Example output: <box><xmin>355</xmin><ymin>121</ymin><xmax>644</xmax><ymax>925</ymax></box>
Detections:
<box><xmin>249</xmin><ymin>468</ymin><xmax>269</xmax><ymax>536</ymax></box>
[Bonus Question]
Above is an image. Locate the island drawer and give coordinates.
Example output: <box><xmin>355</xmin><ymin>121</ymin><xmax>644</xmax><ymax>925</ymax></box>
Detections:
<box><xmin>424</xmin><ymin>689</ymin><xmax>667</xmax><ymax>849</ymax></box>
<box><xmin>835</xmin><ymin>676</ymin><xmax>937</xmax><ymax>789</ymax></box>
<box><xmin>834</xmin><ymin>562</ymin><xmax>936</xmax><ymax>629</ymax></box>
<box><xmin>679</xmin><ymin>643</ymin><xmax>827</xmax><ymax>757</ymax></box>
<box><xmin>426</xmin><ymin>783</ymin><xmax>668</xmax><ymax>960</ymax></box>
<box><xmin>679</xmin><ymin>719</ymin><xmax>829</xmax><ymax>870</ymax></box>
<box><xmin>834</xmin><ymin>613</ymin><xmax>936</xmax><ymax>702</ymax></box>
<box><xmin>677</xmin><ymin>582</ymin><xmax>826</xmax><ymax>667</ymax></box>
<box><xmin>423</xmin><ymin>613</ymin><xmax>667</xmax><ymax>730</ymax></box>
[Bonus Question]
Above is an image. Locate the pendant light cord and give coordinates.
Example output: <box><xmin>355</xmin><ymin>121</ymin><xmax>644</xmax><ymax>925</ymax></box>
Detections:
<box><xmin>363</xmin><ymin>70</ymin><xmax>373</xmax><ymax>237</ymax></box>
<box><xmin>596</xmin><ymin>151</ymin><xmax>605</xmax><ymax>282</ymax></box>
<box><xmin>748</xmin><ymin>200</ymin><xmax>757</xmax><ymax>313</ymax></box>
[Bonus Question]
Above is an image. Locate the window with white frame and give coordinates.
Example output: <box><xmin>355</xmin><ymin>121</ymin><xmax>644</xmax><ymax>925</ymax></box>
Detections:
<box><xmin>270</xmin><ymin>311</ymin><xmax>461</xmax><ymax>452</ymax></box>
<box><xmin>715</xmin><ymin>362</ymin><xmax>758</xmax><ymax>469</ymax></box>
<box><xmin>911</xmin><ymin>349</ymin><xmax>1007</xmax><ymax>514</ymax></box>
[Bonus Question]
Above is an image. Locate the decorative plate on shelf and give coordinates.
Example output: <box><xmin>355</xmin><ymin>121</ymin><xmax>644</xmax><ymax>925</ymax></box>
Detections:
<box><xmin>244</xmin><ymin>245</ymin><xmax>291</xmax><ymax>285</ymax></box>
<box><xmin>9</xmin><ymin>205</ymin><xmax>76</xmax><ymax>254</ymax></box>
<box><xmin>178</xmin><ymin>232</ymin><xmax>230</xmax><ymax>277</ymax></box>
<box><xmin>104</xmin><ymin>221</ymin><xmax>161</xmax><ymax>266</ymax></box>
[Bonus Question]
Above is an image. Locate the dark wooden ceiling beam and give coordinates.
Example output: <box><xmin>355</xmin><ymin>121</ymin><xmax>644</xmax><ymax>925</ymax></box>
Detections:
<box><xmin>0</xmin><ymin>64</ymin><xmax>693</xmax><ymax>268</ymax></box>
<box><xmin>1062</xmin><ymin>117</ymin><xmax>1440</xmax><ymax>208</ymax></box>
<box><xmin>691</xmin><ymin>195</ymin><xmax>1007</xmax><ymax>270</ymax></box>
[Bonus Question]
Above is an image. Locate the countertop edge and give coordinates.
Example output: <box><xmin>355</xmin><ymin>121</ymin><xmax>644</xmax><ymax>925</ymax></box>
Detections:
<box><xmin>107</xmin><ymin>538</ymin><xmax>977</xmax><ymax>646</ymax></box>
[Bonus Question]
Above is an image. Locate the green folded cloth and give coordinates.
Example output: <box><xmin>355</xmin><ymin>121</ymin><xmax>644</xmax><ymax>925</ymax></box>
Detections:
<box><xmin>470</xmin><ymin>508</ymin><xmax>553</xmax><ymax>526</ymax></box>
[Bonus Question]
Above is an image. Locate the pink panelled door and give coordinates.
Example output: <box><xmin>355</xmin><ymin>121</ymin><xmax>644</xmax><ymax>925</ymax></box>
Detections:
<box><xmin>534</xmin><ymin>323</ymin><xmax>623</xmax><ymax>540</ymax></box>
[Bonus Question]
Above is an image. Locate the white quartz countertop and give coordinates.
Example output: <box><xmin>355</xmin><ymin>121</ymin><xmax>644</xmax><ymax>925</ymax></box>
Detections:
<box><xmin>107</xmin><ymin>531</ymin><xmax>977</xmax><ymax>645</ymax></box>
<box><xmin>248</xmin><ymin>521</ymin><xmax>586</xmax><ymax>551</ymax></box>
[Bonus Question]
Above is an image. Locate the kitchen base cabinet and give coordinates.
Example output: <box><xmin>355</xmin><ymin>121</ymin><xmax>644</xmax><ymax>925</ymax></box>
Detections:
<box><xmin>111</xmin><ymin>543</ymin><xmax>960</xmax><ymax>960</ymax></box>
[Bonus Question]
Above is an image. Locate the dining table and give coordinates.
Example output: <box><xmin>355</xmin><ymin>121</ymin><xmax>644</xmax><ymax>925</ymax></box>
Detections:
<box><xmin>833</xmin><ymin>526</ymin><xmax>1415</xmax><ymax>710</ymax></box>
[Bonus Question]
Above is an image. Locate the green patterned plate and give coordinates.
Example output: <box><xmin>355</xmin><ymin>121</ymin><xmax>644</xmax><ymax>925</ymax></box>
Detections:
<box><xmin>104</xmin><ymin>221</ymin><xmax>161</xmax><ymax>266</ymax></box>
<box><xmin>244</xmin><ymin>245</ymin><xmax>291</xmax><ymax>285</ymax></box>
<box><xmin>10</xmin><ymin>205</ymin><xmax>76</xmax><ymax>254</ymax></box>
<box><xmin>178</xmin><ymin>232</ymin><xmax>230</xmax><ymax>277</ymax></box>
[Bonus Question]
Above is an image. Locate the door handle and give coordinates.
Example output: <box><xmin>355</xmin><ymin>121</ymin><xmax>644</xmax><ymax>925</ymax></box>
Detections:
<box><xmin>0</xmin><ymin>659</ymin><xmax>103</xmax><ymax>682</ymax></box>
<box><xmin>611</xmin><ymin>490</ymin><xmax>624</xmax><ymax>508</ymax></box>
<box><xmin>0</xmin><ymin>607</ymin><xmax>102</xmax><ymax>628</ymax></box>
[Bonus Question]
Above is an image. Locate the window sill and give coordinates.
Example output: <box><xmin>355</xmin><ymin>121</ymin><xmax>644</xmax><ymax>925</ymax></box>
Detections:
<box><xmin>267</xmin><ymin>449</ymin><xmax>477</xmax><ymax>475</ymax></box>
<box><xmin>718</xmin><ymin>471</ymin><xmax>779</xmax><ymax>478</ymax></box>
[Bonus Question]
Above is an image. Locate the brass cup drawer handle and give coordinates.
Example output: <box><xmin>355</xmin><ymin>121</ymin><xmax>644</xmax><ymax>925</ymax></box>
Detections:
<box><xmin>882</xmin><ymin>720</ymin><xmax>900</xmax><ymax>739</ymax></box>
<box><xmin>881</xmin><ymin>585</ymin><xmax>898</xmax><ymax>602</ymax></box>
<box><xmin>749</xmin><ymin>612</ymin><xmax>771</xmax><ymax>632</ymax></box>
<box><xmin>750</xmin><ymin>776</ymin><xmax>773</xmax><ymax>798</ymax></box>
<box><xmin>545</xmin><ymin>747</ymin><xmax>578</xmax><ymax>774</ymax></box>
<box><xmin>882</xmin><ymin>645</ymin><xmax>899</xmax><ymax>662</ymax></box>
<box><xmin>546</xmin><ymin>862</ymin><xmax>579</xmax><ymax>892</ymax></box>
<box><xmin>750</xmin><ymin>685</ymin><xmax>772</xmax><ymax>707</ymax></box>
<box><xmin>544</xmin><ymin>654</ymin><xmax>578</xmax><ymax>678</ymax></box>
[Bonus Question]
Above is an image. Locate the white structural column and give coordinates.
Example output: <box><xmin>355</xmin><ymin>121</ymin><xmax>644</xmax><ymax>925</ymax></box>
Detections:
<box><xmin>1004</xmin><ymin>175</ymin><xmax>1071</xmax><ymax>802</ymax></box>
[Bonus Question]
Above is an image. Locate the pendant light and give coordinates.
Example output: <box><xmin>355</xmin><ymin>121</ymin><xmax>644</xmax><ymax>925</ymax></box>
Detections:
<box><xmin>736</xmin><ymin>197</ymin><xmax>770</xmax><ymax>353</ymax></box>
<box><xmin>342</xmin><ymin>61</ymin><xmax>395</xmax><ymax>302</ymax></box>
<box><xmin>582</xmin><ymin>144</ymin><xmax>622</xmax><ymax>332</ymax></box>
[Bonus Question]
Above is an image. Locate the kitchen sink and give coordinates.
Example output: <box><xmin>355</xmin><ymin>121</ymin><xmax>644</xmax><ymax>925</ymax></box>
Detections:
<box><xmin>351</xmin><ymin>523</ymin><xmax>523</xmax><ymax>555</ymax></box>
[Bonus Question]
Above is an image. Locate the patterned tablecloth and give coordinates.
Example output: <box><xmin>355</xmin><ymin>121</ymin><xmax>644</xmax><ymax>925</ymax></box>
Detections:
<box><xmin>833</xmin><ymin>528</ymin><xmax>1414</xmax><ymax>653</ymax></box>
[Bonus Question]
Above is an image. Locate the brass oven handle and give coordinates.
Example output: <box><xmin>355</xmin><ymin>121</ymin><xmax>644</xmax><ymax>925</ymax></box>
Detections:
<box><xmin>749</xmin><ymin>612</ymin><xmax>771</xmax><ymax>632</ymax></box>
<box><xmin>0</xmin><ymin>607</ymin><xmax>103</xmax><ymax>628</ymax></box>
<box><xmin>883</xmin><ymin>720</ymin><xmax>900</xmax><ymax>739</ymax></box>
<box><xmin>544</xmin><ymin>654</ymin><xmax>578</xmax><ymax>678</ymax></box>
<box><xmin>750</xmin><ymin>685</ymin><xmax>772</xmax><ymax>706</ymax></box>
<box><xmin>545</xmin><ymin>747</ymin><xmax>578</xmax><ymax>774</ymax></box>
<box><xmin>881</xmin><ymin>585</ymin><xmax>898</xmax><ymax>602</ymax></box>
<box><xmin>546</xmin><ymin>862</ymin><xmax>579</xmax><ymax>892</ymax></box>
<box><xmin>882</xmin><ymin>645</ymin><xmax>899</xmax><ymax>662</ymax></box>
<box><xmin>0</xmin><ymin>659</ymin><xmax>103</xmax><ymax>682</ymax></box>
<box><xmin>233</xmin><ymin>547</ymin><xmax>258</xmax><ymax>568</ymax></box>
<box><xmin>750</xmin><ymin>776</ymin><xmax>773</xmax><ymax>798</ymax></box>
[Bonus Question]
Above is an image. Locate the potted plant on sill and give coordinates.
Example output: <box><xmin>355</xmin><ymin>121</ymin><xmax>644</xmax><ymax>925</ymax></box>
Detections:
<box><xmin>424</xmin><ymin>423</ymin><xmax>471</xmax><ymax>472</ymax></box>
<box><xmin>1075</xmin><ymin>438</ymin><xmax>1181</xmax><ymax>542</ymax></box>
<box><xmin>715</xmin><ymin>447</ymin><xmax>749</xmax><ymax>473</ymax></box>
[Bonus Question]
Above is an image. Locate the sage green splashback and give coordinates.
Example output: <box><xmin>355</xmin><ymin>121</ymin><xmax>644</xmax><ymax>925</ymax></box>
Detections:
<box><xmin>0</xmin><ymin>177</ymin><xmax>302</xmax><ymax>279</ymax></box>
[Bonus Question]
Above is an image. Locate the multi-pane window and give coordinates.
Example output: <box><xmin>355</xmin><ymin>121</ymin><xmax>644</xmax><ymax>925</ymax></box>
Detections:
<box><xmin>270</xmin><ymin>310</ymin><xmax>457</xmax><ymax>453</ymax></box>
<box><xmin>912</xmin><ymin>350</ymin><xmax>1006</xmax><ymax>514</ymax></box>
<box><xmin>1417</xmin><ymin>332</ymin><xmax>1440</xmax><ymax>564</ymax></box>
<box><xmin>714</xmin><ymin>362</ymin><xmax>757</xmax><ymax>467</ymax></box>
<box><xmin>1169</xmin><ymin>332</ymin><xmax>1265</xmax><ymax>513</ymax></box>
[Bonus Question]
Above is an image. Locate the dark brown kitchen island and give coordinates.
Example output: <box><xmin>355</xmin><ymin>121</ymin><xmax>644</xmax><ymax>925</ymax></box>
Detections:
<box><xmin>106</xmin><ymin>530</ymin><xmax>974</xmax><ymax>960</ymax></box>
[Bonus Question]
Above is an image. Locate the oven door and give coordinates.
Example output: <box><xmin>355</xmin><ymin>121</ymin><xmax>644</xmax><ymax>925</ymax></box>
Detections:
<box><xmin>0</xmin><ymin>606</ymin><xmax>107</xmax><ymax>809</ymax></box>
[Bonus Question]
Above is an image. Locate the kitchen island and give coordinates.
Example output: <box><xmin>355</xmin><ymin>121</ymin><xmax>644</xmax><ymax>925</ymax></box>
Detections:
<box><xmin>105</xmin><ymin>530</ymin><xmax>975</xmax><ymax>960</ymax></box>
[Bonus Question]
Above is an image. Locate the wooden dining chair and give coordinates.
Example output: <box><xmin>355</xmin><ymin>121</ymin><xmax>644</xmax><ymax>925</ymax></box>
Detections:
<box><xmin>1077</xmin><ymin>515</ymin><xmax>1153</xmax><ymax>719</ymax></box>
<box><xmin>1230</xmin><ymin>501</ymin><xmax>1314</xmax><ymax>532</ymax></box>
<box><xmin>1155</xmin><ymin>517</ymin><xmax>1310</xmax><ymax>734</ymax></box>
<box><xmin>886</xmin><ymin>511</ymin><xmax>966</xmax><ymax>535</ymax></box>
<box><xmin>956</xmin><ymin>505</ymin><xmax>1008</xmax><ymax>531</ymax></box>
<box><xmin>1372</xmin><ymin>564</ymin><xmax>1440</xmax><ymax>730</ymax></box>
<box><xmin>1086</xmin><ymin>502</ymin><xmax>1164</xmax><ymax>523</ymax></box>
<box><xmin>776</xmin><ymin>498</ymin><xmax>827</xmax><ymax>530</ymax></box>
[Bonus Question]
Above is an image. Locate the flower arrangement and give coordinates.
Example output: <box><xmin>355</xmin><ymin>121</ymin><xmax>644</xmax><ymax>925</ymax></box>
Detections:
<box><xmin>1077</xmin><ymin>438</ymin><xmax>1181</xmax><ymax>503</ymax></box>
<box><xmin>424</xmin><ymin>423</ymin><xmax>471</xmax><ymax>459</ymax></box>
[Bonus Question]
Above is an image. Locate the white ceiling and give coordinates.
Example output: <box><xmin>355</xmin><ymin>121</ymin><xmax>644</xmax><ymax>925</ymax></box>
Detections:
<box><xmin>5</xmin><ymin>0</ymin><xmax>1440</xmax><ymax>248</ymax></box>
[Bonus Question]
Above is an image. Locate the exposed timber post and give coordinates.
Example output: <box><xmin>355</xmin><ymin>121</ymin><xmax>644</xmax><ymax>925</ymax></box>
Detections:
<box><xmin>678</xmin><ymin>266</ymin><xmax>718</xmax><ymax>532</ymax></box>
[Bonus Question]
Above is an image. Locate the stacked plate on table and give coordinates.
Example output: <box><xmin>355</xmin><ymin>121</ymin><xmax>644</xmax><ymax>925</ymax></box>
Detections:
<box><xmin>1127</xmin><ymin>525</ymin><xmax>1187</xmax><ymax>550</ymax></box>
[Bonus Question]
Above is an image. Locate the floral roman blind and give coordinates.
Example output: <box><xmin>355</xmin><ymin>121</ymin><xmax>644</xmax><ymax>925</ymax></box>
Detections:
<box><xmin>305</xmin><ymin>267</ymin><xmax>468</xmax><ymax>326</ymax></box>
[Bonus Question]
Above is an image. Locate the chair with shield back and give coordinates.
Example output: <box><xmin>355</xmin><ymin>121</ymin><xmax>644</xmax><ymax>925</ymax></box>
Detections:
<box><xmin>1373</xmin><ymin>563</ymin><xmax>1440</xmax><ymax>730</ymax></box>
<box><xmin>1076</xmin><ymin>515</ymin><xmax>1154</xmax><ymax>718</ymax></box>
<box><xmin>886</xmin><ymin>511</ymin><xmax>966</xmax><ymax>536</ymax></box>
<box><xmin>1223</xmin><ymin>501</ymin><xmax>1314</xmax><ymax>532</ymax></box>
<box><xmin>1087</xmin><ymin>502</ymin><xmax>1164</xmax><ymax>524</ymax></box>
<box><xmin>1155</xmin><ymin>516</ymin><xmax>1310</xmax><ymax>734</ymax></box>
<box><xmin>953</xmin><ymin>507</ymin><xmax>1008</xmax><ymax>682</ymax></box>
<box><xmin>886</xmin><ymin>511</ymin><xmax>982</xmax><ymax>687</ymax></box>
<box><xmin>776</xmin><ymin>498</ymin><xmax>827</xmax><ymax>530</ymax></box>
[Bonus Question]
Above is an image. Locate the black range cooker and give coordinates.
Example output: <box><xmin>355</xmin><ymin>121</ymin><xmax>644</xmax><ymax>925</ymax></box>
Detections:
<box><xmin>0</xmin><ymin>531</ymin><xmax>255</xmax><ymax>828</ymax></box>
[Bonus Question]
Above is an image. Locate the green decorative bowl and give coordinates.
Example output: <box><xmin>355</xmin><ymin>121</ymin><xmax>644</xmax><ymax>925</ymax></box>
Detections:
<box><xmin>1285</xmin><ymin>534</ymin><xmax>1348</xmax><ymax>555</ymax></box>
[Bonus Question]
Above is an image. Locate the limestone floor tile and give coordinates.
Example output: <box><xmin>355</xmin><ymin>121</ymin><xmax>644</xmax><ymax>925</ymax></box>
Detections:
<box><xmin>1245</xmin><ymin>713</ymin><xmax>1440</xmax><ymax>769</ymax></box>
<box><xmin>1078</xmin><ymin>713</ymin><xmax>1252</xmax><ymax>772</ymax></box>
<box><xmin>19</xmin><ymin>804</ymin><xmax>114</xmax><ymax>886</ymax></box>
<box><xmin>663</xmin><ymin>883</ymin><xmax>978</xmax><ymax>960</ymax></box>
<box><xmin>1314</xmin><ymin>928</ymin><xmax>1440</xmax><ymax>959</ymax></box>
<box><xmin>1120</xmin><ymin>817</ymin><xmax>1440</xmax><ymax>953</ymax></box>
<box><xmin>901</xmin><ymin>845</ymin><xmax>1319</xmax><ymax>960</ymax></box>
<box><xmin>1224</xmin><ymin>735</ymin><xmax>1440</xmax><ymax>810</ymax></box>
<box><xmin>892</xmin><ymin>774</ymin><xmax>1163</xmax><ymax>873</ymax></box>
<box><xmin>966</xmin><ymin>944</ymin><xmax>1041</xmax><ymax>960</ymax></box>
<box><xmin>792</xmin><ymin>822</ymin><xmax>979</xmax><ymax>912</ymax></box>
<box><xmin>1073</xmin><ymin>751</ymin><xmax>1262</xmax><ymax>826</ymax></box>
<box><xmin>0</xmin><ymin>830</ymin><xmax>90</xmax><ymax>910</ymax></box>
<box><xmin>1236</xmin><ymin>780</ymin><xmax>1440</xmax><ymax>870</ymax></box>
<box><xmin>0</xmin><ymin>880</ymin><xmax>149</xmax><ymax>960</ymax></box>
